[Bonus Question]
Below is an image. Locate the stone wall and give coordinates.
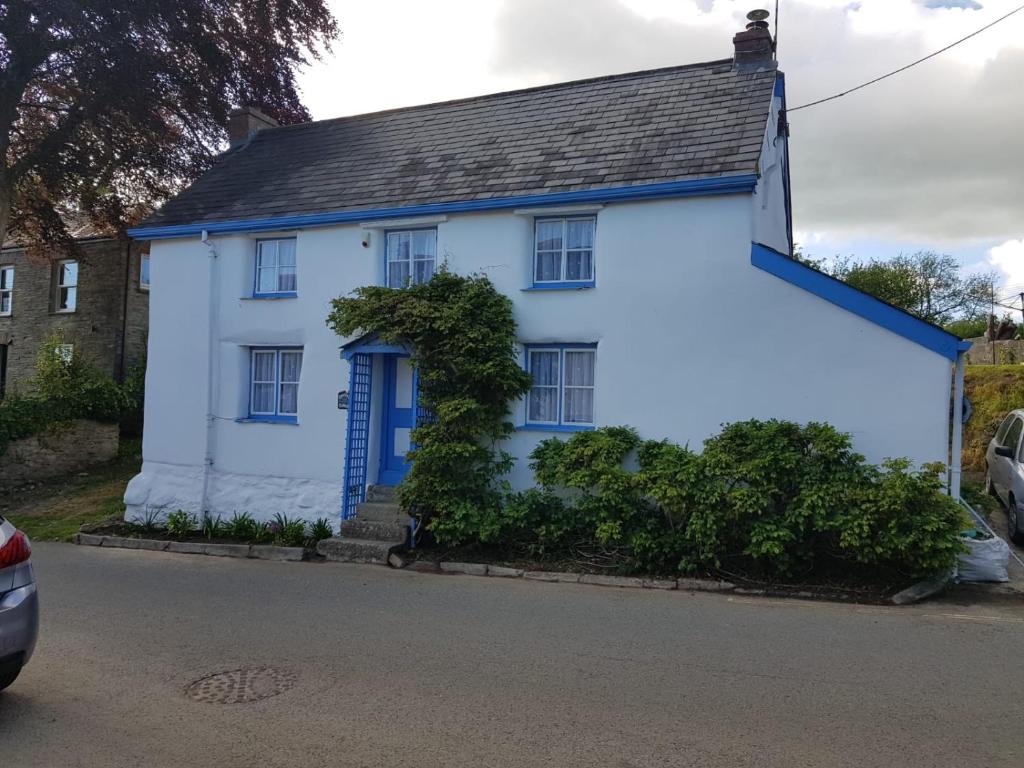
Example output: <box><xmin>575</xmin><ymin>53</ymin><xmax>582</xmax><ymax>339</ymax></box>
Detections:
<box><xmin>0</xmin><ymin>420</ymin><xmax>119</xmax><ymax>486</ymax></box>
<box><xmin>0</xmin><ymin>238</ymin><xmax>149</xmax><ymax>396</ymax></box>
<box><xmin>964</xmin><ymin>337</ymin><xmax>1024</xmax><ymax>366</ymax></box>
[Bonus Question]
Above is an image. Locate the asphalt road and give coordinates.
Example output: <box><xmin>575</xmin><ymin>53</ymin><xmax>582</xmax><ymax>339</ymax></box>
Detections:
<box><xmin>2</xmin><ymin>544</ymin><xmax>1022</xmax><ymax>768</ymax></box>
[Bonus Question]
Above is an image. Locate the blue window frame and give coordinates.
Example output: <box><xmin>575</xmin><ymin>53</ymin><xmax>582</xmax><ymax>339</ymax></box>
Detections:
<box><xmin>386</xmin><ymin>229</ymin><xmax>436</xmax><ymax>288</ymax></box>
<box><xmin>524</xmin><ymin>344</ymin><xmax>596</xmax><ymax>430</ymax></box>
<box><xmin>531</xmin><ymin>217</ymin><xmax>595</xmax><ymax>289</ymax></box>
<box><xmin>254</xmin><ymin>238</ymin><xmax>297</xmax><ymax>298</ymax></box>
<box><xmin>248</xmin><ymin>347</ymin><xmax>303</xmax><ymax>422</ymax></box>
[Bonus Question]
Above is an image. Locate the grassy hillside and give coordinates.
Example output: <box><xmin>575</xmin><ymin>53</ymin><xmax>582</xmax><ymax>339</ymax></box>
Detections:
<box><xmin>963</xmin><ymin>366</ymin><xmax>1024</xmax><ymax>472</ymax></box>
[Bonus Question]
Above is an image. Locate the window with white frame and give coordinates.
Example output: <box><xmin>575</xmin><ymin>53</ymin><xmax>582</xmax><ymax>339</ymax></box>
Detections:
<box><xmin>140</xmin><ymin>253</ymin><xmax>150</xmax><ymax>289</ymax></box>
<box><xmin>0</xmin><ymin>266</ymin><xmax>12</xmax><ymax>315</ymax></box>
<box><xmin>386</xmin><ymin>229</ymin><xmax>436</xmax><ymax>288</ymax></box>
<box><xmin>254</xmin><ymin>238</ymin><xmax>297</xmax><ymax>296</ymax></box>
<box><xmin>526</xmin><ymin>345</ymin><xmax>596</xmax><ymax>427</ymax></box>
<box><xmin>534</xmin><ymin>217</ymin><xmax>596</xmax><ymax>286</ymax></box>
<box><xmin>56</xmin><ymin>260</ymin><xmax>78</xmax><ymax>312</ymax></box>
<box><xmin>249</xmin><ymin>348</ymin><xmax>303</xmax><ymax>420</ymax></box>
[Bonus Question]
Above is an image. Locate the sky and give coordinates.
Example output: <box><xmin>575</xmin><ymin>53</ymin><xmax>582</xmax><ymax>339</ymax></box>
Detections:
<box><xmin>297</xmin><ymin>0</ymin><xmax>1024</xmax><ymax>308</ymax></box>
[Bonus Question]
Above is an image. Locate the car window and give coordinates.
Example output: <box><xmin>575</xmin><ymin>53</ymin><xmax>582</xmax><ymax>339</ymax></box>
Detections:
<box><xmin>1002</xmin><ymin>418</ymin><xmax>1023</xmax><ymax>453</ymax></box>
<box><xmin>995</xmin><ymin>414</ymin><xmax>1016</xmax><ymax>444</ymax></box>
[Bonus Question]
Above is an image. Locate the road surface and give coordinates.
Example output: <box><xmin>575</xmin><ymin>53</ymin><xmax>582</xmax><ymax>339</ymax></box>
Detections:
<box><xmin>2</xmin><ymin>543</ymin><xmax>1022</xmax><ymax>767</ymax></box>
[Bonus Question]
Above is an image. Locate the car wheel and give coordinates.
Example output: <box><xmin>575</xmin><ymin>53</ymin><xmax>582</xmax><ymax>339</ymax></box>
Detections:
<box><xmin>1009</xmin><ymin>497</ymin><xmax>1024</xmax><ymax>546</ymax></box>
<box><xmin>0</xmin><ymin>662</ymin><xmax>22</xmax><ymax>693</ymax></box>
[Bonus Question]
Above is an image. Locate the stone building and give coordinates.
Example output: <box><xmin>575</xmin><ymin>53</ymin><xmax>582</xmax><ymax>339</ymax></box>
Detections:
<box><xmin>0</xmin><ymin>231</ymin><xmax>149</xmax><ymax>397</ymax></box>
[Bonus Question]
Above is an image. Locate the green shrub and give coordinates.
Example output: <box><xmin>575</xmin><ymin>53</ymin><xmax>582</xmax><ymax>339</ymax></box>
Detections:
<box><xmin>166</xmin><ymin>510</ymin><xmax>197</xmax><ymax>539</ymax></box>
<box><xmin>963</xmin><ymin>365</ymin><xmax>1024</xmax><ymax>472</ymax></box>
<box><xmin>307</xmin><ymin>517</ymin><xmax>334</xmax><ymax>545</ymax></box>
<box><xmin>225</xmin><ymin>512</ymin><xmax>257</xmax><ymax>540</ymax></box>
<box><xmin>836</xmin><ymin>460</ymin><xmax>965</xmax><ymax>577</ymax></box>
<box><xmin>271</xmin><ymin>513</ymin><xmax>308</xmax><ymax>547</ymax></box>
<box><xmin>202</xmin><ymin>514</ymin><xmax>224</xmax><ymax>540</ymax></box>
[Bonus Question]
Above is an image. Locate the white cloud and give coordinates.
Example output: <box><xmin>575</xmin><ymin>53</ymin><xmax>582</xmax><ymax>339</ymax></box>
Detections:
<box><xmin>988</xmin><ymin>239</ymin><xmax>1024</xmax><ymax>290</ymax></box>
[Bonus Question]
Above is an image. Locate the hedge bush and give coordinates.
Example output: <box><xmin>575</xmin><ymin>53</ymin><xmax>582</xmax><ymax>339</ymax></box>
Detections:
<box><xmin>435</xmin><ymin>420</ymin><xmax>965</xmax><ymax>580</ymax></box>
<box><xmin>962</xmin><ymin>365</ymin><xmax>1024</xmax><ymax>472</ymax></box>
<box><xmin>0</xmin><ymin>335</ymin><xmax>130</xmax><ymax>457</ymax></box>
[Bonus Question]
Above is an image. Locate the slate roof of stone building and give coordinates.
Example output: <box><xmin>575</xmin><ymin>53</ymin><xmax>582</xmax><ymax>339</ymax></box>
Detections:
<box><xmin>142</xmin><ymin>58</ymin><xmax>779</xmax><ymax>228</ymax></box>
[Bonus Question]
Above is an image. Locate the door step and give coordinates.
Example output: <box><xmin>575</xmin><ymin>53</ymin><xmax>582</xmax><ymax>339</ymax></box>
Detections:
<box><xmin>356</xmin><ymin>501</ymin><xmax>411</xmax><ymax>524</ymax></box>
<box><xmin>317</xmin><ymin>537</ymin><xmax>399</xmax><ymax>565</ymax></box>
<box><xmin>366</xmin><ymin>485</ymin><xmax>397</xmax><ymax>503</ymax></box>
<box><xmin>340</xmin><ymin>518</ymin><xmax>410</xmax><ymax>542</ymax></box>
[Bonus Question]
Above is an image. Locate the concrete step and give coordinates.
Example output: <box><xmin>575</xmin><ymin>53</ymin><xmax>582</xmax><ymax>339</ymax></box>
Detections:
<box><xmin>317</xmin><ymin>537</ymin><xmax>397</xmax><ymax>565</ymax></box>
<box><xmin>356</xmin><ymin>501</ymin><xmax>410</xmax><ymax>524</ymax></box>
<box><xmin>340</xmin><ymin>518</ymin><xmax>409</xmax><ymax>543</ymax></box>
<box><xmin>366</xmin><ymin>485</ymin><xmax>397</xmax><ymax>503</ymax></box>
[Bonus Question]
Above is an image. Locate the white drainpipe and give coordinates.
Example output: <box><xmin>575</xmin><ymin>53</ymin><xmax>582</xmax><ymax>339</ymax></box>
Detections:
<box><xmin>950</xmin><ymin>350</ymin><xmax>966</xmax><ymax>498</ymax></box>
<box><xmin>200</xmin><ymin>230</ymin><xmax>219</xmax><ymax>517</ymax></box>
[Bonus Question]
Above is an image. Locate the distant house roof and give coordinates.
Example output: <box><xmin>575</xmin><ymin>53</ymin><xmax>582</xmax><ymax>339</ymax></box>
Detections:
<box><xmin>137</xmin><ymin>59</ymin><xmax>778</xmax><ymax>233</ymax></box>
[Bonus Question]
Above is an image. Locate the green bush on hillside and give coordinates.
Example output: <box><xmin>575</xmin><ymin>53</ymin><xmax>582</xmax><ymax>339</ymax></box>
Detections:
<box><xmin>963</xmin><ymin>365</ymin><xmax>1024</xmax><ymax>472</ymax></box>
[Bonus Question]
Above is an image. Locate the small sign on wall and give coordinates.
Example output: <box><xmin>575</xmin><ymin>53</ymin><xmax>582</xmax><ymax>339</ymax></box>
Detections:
<box><xmin>337</xmin><ymin>391</ymin><xmax>349</xmax><ymax>410</ymax></box>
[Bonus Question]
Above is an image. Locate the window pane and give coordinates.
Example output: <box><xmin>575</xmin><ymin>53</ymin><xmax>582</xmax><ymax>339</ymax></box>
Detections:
<box><xmin>60</xmin><ymin>261</ymin><xmax>78</xmax><ymax>287</ymax></box>
<box><xmin>412</xmin><ymin>230</ymin><xmax>436</xmax><ymax>259</ymax></box>
<box><xmin>387</xmin><ymin>232</ymin><xmax>411</xmax><ymax>262</ymax></box>
<box><xmin>530</xmin><ymin>351</ymin><xmax>560</xmax><ymax>386</ymax></box>
<box><xmin>277</xmin><ymin>239</ymin><xmax>296</xmax><ymax>266</ymax></box>
<box><xmin>140</xmin><ymin>256</ymin><xmax>150</xmax><ymax>286</ymax></box>
<box><xmin>253</xmin><ymin>351</ymin><xmax>276</xmax><ymax>383</ymax></box>
<box><xmin>257</xmin><ymin>241</ymin><xmax>277</xmax><ymax>269</ymax></box>
<box><xmin>535</xmin><ymin>251</ymin><xmax>561</xmax><ymax>282</ymax></box>
<box><xmin>0</xmin><ymin>267</ymin><xmax>12</xmax><ymax>290</ymax></box>
<box><xmin>413</xmin><ymin>258</ymin><xmax>434</xmax><ymax>285</ymax></box>
<box><xmin>564</xmin><ymin>351</ymin><xmax>594</xmax><ymax>386</ymax></box>
<box><xmin>388</xmin><ymin>260</ymin><xmax>410</xmax><ymax>288</ymax></box>
<box><xmin>529</xmin><ymin>387</ymin><xmax>559</xmax><ymax>423</ymax></box>
<box><xmin>563</xmin><ymin>388</ymin><xmax>594</xmax><ymax>424</ymax></box>
<box><xmin>279</xmin><ymin>383</ymin><xmax>299</xmax><ymax>414</ymax></box>
<box><xmin>60</xmin><ymin>286</ymin><xmax>77</xmax><ymax>311</ymax></box>
<box><xmin>565</xmin><ymin>250</ymin><xmax>593</xmax><ymax>281</ymax></box>
<box><xmin>1</xmin><ymin>294</ymin><xmax>10</xmax><ymax>314</ymax></box>
<box><xmin>257</xmin><ymin>267</ymin><xmax>277</xmax><ymax>294</ymax></box>
<box><xmin>566</xmin><ymin>219</ymin><xmax>594</xmax><ymax>249</ymax></box>
<box><xmin>280</xmin><ymin>351</ymin><xmax>302</xmax><ymax>384</ymax></box>
<box><xmin>536</xmin><ymin>221</ymin><xmax>562</xmax><ymax>252</ymax></box>
<box><xmin>277</xmin><ymin>266</ymin><xmax>297</xmax><ymax>292</ymax></box>
<box><xmin>252</xmin><ymin>383</ymin><xmax>275</xmax><ymax>413</ymax></box>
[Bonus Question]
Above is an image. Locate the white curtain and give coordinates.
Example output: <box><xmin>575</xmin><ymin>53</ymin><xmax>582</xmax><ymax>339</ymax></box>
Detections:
<box><xmin>528</xmin><ymin>350</ymin><xmax>560</xmax><ymax>422</ymax></box>
<box><xmin>563</xmin><ymin>351</ymin><xmax>594</xmax><ymax>424</ymax></box>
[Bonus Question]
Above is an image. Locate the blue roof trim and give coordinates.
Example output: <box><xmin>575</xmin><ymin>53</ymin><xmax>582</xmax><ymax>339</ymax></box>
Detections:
<box><xmin>339</xmin><ymin>333</ymin><xmax>409</xmax><ymax>360</ymax></box>
<box><xmin>127</xmin><ymin>175</ymin><xmax>759</xmax><ymax>240</ymax></box>
<box><xmin>751</xmin><ymin>242</ymin><xmax>971</xmax><ymax>362</ymax></box>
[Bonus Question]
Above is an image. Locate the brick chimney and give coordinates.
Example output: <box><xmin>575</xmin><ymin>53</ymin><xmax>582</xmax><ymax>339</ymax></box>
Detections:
<box><xmin>733</xmin><ymin>9</ymin><xmax>775</xmax><ymax>66</ymax></box>
<box><xmin>227</xmin><ymin>106</ymin><xmax>279</xmax><ymax>148</ymax></box>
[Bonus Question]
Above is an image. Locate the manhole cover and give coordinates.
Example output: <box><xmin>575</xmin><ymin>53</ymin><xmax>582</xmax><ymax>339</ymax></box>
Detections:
<box><xmin>185</xmin><ymin>667</ymin><xmax>297</xmax><ymax>704</ymax></box>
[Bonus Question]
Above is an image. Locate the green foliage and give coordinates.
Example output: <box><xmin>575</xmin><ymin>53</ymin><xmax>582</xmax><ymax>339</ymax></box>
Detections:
<box><xmin>132</xmin><ymin>508</ymin><xmax>164</xmax><ymax>535</ymax></box>
<box><xmin>0</xmin><ymin>333</ymin><xmax>131</xmax><ymax>457</ymax></box>
<box><xmin>165</xmin><ymin>510</ymin><xmax>197</xmax><ymax>539</ymax></box>
<box><xmin>270</xmin><ymin>513</ymin><xmax>308</xmax><ymax>547</ymax></box>
<box><xmin>434</xmin><ymin>421</ymin><xmax>966</xmax><ymax>581</ymax></box>
<box><xmin>225</xmin><ymin>512</ymin><xmax>259</xmax><ymax>541</ymax></box>
<box><xmin>962</xmin><ymin>365</ymin><xmax>1024</xmax><ymax>472</ymax></box>
<box><xmin>307</xmin><ymin>517</ymin><xmax>334</xmax><ymax>545</ymax></box>
<box><xmin>202</xmin><ymin>514</ymin><xmax>224</xmax><ymax>540</ymax></box>
<box><xmin>944</xmin><ymin>317</ymin><xmax>989</xmax><ymax>339</ymax></box>
<box><xmin>326</xmin><ymin>268</ymin><xmax>532</xmax><ymax>537</ymax></box>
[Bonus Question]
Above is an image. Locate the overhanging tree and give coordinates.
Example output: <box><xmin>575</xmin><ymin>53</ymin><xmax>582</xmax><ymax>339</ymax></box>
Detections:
<box><xmin>0</xmin><ymin>1</ymin><xmax>337</xmax><ymax>250</ymax></box>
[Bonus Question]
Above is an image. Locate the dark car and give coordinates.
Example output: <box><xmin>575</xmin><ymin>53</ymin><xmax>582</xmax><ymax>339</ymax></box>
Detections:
<box><xmin>0</xmin><ymin>516</ymin><xmax>39</xmax><ymax>692</ymax></box>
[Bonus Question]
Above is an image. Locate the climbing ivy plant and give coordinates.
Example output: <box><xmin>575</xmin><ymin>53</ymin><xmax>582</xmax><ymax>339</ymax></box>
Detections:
<box><xmin>326</xmin><ymin>268</ymin><xmax>532</xmax><ymax>531</ymax></box>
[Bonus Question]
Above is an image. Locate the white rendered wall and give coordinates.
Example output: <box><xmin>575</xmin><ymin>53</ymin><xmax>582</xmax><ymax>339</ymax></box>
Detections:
<box><xmin>127</xmin><ymin>192</ymin><xmax>952</xmax><ymax>522</ymax></box>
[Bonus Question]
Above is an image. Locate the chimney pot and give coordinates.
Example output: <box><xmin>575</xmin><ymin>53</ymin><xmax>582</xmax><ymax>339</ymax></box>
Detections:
<box><xmin>228</xmin><ymin>106</ymin><xmax>279</xmax><ymax>148</ymax></box>
<box><xmin>734</xmin><ymin>9</ymin><xmax>774</xmax><ymax>65</ymax></box>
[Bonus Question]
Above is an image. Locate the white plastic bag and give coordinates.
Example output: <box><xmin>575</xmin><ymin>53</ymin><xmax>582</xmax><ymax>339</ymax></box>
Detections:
<box><xmin>956</xmin><ymin>535</ymin><xmax>1010</xmax><ymax>583</ymax></box>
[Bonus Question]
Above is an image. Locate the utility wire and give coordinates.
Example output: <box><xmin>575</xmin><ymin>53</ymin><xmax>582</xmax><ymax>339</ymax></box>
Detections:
<box><xmin>789</xmin><ymin>4</ymin><xmax>1024</xmax><ymax>112</ymax></box>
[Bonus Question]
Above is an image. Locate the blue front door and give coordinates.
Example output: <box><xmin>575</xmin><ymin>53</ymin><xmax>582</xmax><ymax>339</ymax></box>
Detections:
<box><xmin>379</xmin><ymin>355</ymin><xmax>415</xmax><ymax>486</ymax></box>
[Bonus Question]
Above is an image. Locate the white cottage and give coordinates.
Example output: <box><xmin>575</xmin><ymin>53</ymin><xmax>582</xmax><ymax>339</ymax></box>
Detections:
<box><xmin>125</xmin><ymin>21</ymin><xmax>969</xmax><ymax>531</ymax></box>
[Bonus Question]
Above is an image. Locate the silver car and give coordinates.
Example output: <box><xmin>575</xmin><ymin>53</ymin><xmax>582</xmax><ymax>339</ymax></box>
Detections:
<box><xmin>0</xmin><ymin>516</ymin><xmax>38</xmax><ymax>692</ymax></box>
<box><xmin>986</xmin><ymin>409</ymin><xmax>1024</xmax><ymax>545</ymax></box>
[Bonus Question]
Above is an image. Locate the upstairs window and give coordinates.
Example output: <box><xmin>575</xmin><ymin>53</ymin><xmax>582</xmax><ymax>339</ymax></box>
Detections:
<box><xmin>387</xmin><ymin>229</ymin><xmax>436</xmax><ymax>288</ymax></box>
<box><xmin>56</xmin><ymin>260</ymin><xmax>78</xmax><ymax>312</ymax></box>
<box><xmin>534</xmin><ymin>217</ymin><xmax>595</xmax><ymax>287</ymax></box>
<box><xmin>140</xmin><ymin>253</ymin><xmax>150</xmax><ymax>290</ymax></box>
<box><xmin>254</xmin><ymin>238</ymin><xmax>297</xmax><ymax>297</ymax></box>
<box><xmin>526</xmin><ymin>345</ymin><xmax>596</xmax><ymax>429</ymax></box>
<box><xmin>249</xmin><ymin>347</ymin><xmax>303</xmax><ymax>422</ymax></box>
<box><xmin>0</xmin><ymin>266</ymin><xmax>12</xmax><ymax>316</ymax></box>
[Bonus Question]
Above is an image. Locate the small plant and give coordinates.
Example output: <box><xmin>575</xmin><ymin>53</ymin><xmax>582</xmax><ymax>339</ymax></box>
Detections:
<box><xmin>307</xmin><ymin>517</ymin><xmax>334</xmax><ymax>545</ymax></box>
<box><xmin>165</xmin><ymin>510</ymin><xmax>197</xmax><ymax>539</ymax></box>
<box><xmin>271</xmin><ymin>513</ymin><xmax>308</xmax><ymax>548</ymax></box>
<box><xmin>225</xmin><ymin>512</ymin><xmax>257</xmax><ymax>540</ymax></box>
<box><xmin>131</xmin><ymin>507</ymin><xmax>164</xmax><ymax>535</ymax></box>
<box><xmin>252</xmin><ymin>521</ymin><xmax>275</xmax><ymax>544</ymax></box>
<box><xmin>202</xmin><ymin>514</ymin><xmax>224</xmax><ymax>540</ymax></box>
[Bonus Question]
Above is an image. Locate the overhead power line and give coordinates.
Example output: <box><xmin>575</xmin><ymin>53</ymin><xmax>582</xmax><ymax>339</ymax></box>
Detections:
<box><xmin>789</xmin><ymin>4</ymin><xmax>1024</xmax><ymax>112</ymax></box>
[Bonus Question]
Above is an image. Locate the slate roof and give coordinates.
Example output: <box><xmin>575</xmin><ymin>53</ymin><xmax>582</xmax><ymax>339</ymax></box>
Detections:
<box><xmin>143</xmin><ymin>58</ymin><xmax>778</xmax><ymax>229</ymax></box>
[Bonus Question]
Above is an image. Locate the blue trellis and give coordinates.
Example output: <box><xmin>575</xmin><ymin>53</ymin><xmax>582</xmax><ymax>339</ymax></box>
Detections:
<box><xmin>341</xmin><ymin>353</ymin><xmax>372</xmax><ymax>520</ymax></box>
